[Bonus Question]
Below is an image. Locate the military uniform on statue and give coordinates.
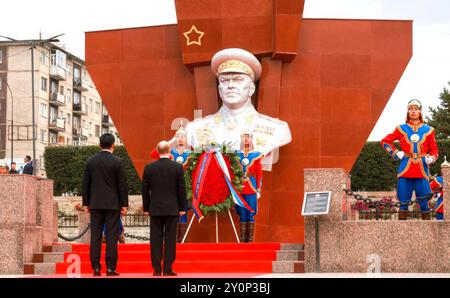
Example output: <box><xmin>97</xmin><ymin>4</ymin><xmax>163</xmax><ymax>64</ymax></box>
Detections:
<box><xmin>429</xmin><ymin>176</ymin><xmax>444</xmax><ymax>220</ymax></box>
<box><xmin>236</xmin><ymin>130</ymin><xmax>262</xmax><ymax>242</ymax></box>
<box><xmin>381</xmin><ymin>99</ymin><xmax>439</xmax><ymax>220</ymax></box>
<box><xmin>170</xmin><ymin>125</ymin><xmax>192</xmax><ymax>242</ymax></box>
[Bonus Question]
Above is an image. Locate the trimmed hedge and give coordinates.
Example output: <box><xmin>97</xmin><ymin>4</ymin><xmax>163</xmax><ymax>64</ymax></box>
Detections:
<box><xmin>44</xmin><ymin>146</ymin><xmax>141</xmax><ymax>196</ymax></box>
<box><xmin>350</xmin><ymin>139</ymin><xmax>450</xmax><ymax>191</ymax></box>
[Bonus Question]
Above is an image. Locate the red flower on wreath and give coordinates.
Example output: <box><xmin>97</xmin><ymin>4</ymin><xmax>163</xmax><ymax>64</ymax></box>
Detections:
<box><xmin>191</xmin><ymin>152</ymin><xmax>234</xmax><ymax>206</ymax></box>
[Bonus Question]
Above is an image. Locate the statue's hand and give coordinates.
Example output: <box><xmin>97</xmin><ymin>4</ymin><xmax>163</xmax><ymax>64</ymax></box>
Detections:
<box><xmin>396</xmin><ymin>151</ymin><xmax>405</xmax><ymax>160</ymax></box>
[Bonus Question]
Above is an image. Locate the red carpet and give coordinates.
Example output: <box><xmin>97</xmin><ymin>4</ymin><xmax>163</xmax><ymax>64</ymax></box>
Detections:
<box><xmin>56</xmin><ymin>243</ymin><xmax>281</xmax><ymax>274</ymax></box>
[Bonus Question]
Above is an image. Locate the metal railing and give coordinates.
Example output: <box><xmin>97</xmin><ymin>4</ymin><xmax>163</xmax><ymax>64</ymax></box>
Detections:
<box><xmin>58</xmin><ymin>214</ymin><xmax>150</xmax><ymax>228</ymax></box>
<box><xmin>123</xmin><ymin>214</ymin><xmax>150</xmax><ymax>227</ymax></box>
<box><xmin>357</xmin><ymin>210</ymin><xmax>437</xmax><ymax>221</ymax></box>
<box><xmin>58</xmin><ymin>214</ymin><xmax>78</xmax><ymax>228</ymax></box>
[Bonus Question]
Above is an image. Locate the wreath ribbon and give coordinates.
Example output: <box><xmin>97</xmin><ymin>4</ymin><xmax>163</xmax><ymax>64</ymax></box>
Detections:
<box><xmin>192</xmin><ymin>150</ymin><xmax>253</xmax><ymax>221</ymax></box>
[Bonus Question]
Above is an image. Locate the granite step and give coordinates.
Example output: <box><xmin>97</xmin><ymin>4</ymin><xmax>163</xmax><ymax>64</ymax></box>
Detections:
<box><xmin>32</xmin><ymin>252</ymin><xmax>65</xmax><ymax>263</ymax></box>
<box><xmin>24</xmin><ymin>263</ymin><xmax>56</xmax><ymax>275</ymax></box>
<box><xmin>42</xmin><ymin>244</ymin><xmax>72</xmax><ymax>253</ymax></box>
<box><xmin>276</xmin><ymin>250</ymin><xmax>305</xmax><ymax>261</ymax></box>
<box><xmin>272</xmin><ymin>261</ymin><xmax>305</xmax><ymax>273</ymax></box>
<box><xmin>280</xmin><ymin>243</ymin><xmax>304</xmax><ymax>251</ymax></box>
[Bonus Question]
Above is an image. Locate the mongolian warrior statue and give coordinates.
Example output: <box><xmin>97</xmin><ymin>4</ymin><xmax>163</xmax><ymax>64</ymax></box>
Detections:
<box><xmin>171</xmin><ymin>124</ymin><xmax>192</xmax><ymax>242</ymax></box>
<box><xmin>381</xmin><ymin>99</ymin><xmax>439</xmax><ymax>220</ymax></box>
<box><xmin>236</xmin><ymin>130</ymin><xmax>263</xmax><ymax>242</ymax></box>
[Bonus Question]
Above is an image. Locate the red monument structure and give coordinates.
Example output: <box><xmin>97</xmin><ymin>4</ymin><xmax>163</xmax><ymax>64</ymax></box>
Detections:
<box><xmin>85</xmin><ymin>0</ymin><xmax>412</xmax><ymax>243</ymax></box>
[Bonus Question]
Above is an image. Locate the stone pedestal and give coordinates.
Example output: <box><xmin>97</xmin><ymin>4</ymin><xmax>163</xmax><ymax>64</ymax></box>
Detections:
<box><xmin>0</xmin><ymin>175</ymin><xmax>55</xmax><ymax>274</ymax></box>
<box><xmin>78</xmin><ymin>211</ymin><xmax>91</xmax><ymax>244</ymax></box>
<box><xmin>304</xmin><ymin>167</ymin><xmax>450</xmax><ymax>273</ymax></box>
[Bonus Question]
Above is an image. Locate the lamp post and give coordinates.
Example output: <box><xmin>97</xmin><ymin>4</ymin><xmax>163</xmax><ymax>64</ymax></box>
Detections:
<box><xmin>5</xmin><ymin>81</ymin><xmax>13</xmax><ymax>166</ymax></box>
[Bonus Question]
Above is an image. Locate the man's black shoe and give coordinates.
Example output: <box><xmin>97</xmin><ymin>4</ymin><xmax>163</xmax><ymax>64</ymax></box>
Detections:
<box><xmin>163</xmin><ymin>271</ymin><xmax>177</xmax><ymax>276</ymax></box>
<box><xmin>153</xmin><ymin>272</ymin><xmax>162</xmax><ymax>276</ymax></box>
<box><xmin>106</xmin><ymin>269</ymin><xmax>120</xmax><ymax>276</ymax></box>
<box><xmin>93</xmin><ymin>269</ymin><xmax>101</xmax><ymax>276</ymax></box>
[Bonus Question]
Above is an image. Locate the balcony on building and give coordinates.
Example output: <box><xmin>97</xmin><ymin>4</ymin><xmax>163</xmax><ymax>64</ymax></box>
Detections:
<box><xmin>73</xmin><ymin>102</ymin><xmax>88</xmax><ymax>115</ymax></box>
<box><xmin>50</xmin><ymin>64</ymin><xmax>66</xmax><ymax>81</ymax></box>
<box><xmin>50</xmin><ymin>51</ymin><xmax>67</xmax><ymax>81</ymax></box>
<box><xmin>72</xmin><ymin>127</ymin><xmax>81</xmax><ymax>136</ymax></box>
<box><xmin>81</xmin><ymin>128</ymin><xmax>90</xmax><ymax>138</ymax></box>
<box><xmin>102</xmin><ymin>114</ymin><xmax>114</xmax><ymax>127</ymax></box>
<box><xmin>48</xmin><ymin>136</ymin><xmax>66</xmax><ymax>147</ymax></box>
<box><xmin>49</xmin><ymin>92</ymin><xmax>65</xmax><ymax>106</ymax></box>
<box><xmin>48</xmin><ymin>118</ymin><xmax>65</xmax><ymax>132</ymax></box>
<box><xmin>73</xmin><ymin>76</ymin><xmax>89</xmax><ymax>92</ymax></box>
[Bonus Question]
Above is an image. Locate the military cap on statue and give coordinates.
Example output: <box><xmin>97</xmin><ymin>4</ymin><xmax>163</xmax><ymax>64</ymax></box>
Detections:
<box><xmin>211</xmin><ymin>48</ymin><xmax>262</xmax><ymax>82</ymax></box>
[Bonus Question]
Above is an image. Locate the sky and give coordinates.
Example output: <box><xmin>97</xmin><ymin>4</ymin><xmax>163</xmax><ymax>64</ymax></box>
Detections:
<box><xmin>1</xmin><ymin>0</ymin><xmax>449</xmax><ymax>141</ymax></box>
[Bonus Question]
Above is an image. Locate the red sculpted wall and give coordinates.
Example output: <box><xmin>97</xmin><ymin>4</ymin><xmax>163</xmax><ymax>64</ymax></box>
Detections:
<box><xmin>85</xmin><ymin>2</ymin><xmax>411</xmax><ymax>243</ymax></box>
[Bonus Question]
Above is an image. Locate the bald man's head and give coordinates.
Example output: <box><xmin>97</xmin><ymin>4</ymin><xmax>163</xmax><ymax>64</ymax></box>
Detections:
<box><xmin>157</xmin><ymin>141</ymin><xmax>171</xmax><ymax>155</ymax></box>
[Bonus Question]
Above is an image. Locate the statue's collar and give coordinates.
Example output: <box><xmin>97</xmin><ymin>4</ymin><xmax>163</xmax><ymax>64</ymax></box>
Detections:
<box><xmin>219</xmin><ymin>101</ymin><xmax>256</xmax><ymax>119</ymax></box>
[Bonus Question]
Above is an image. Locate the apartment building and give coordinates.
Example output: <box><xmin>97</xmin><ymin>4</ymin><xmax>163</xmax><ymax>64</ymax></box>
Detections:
<box><xmin>0</xmin><ymin>40</ymin><xmax>121</xmax><ymax>175</ymax></box>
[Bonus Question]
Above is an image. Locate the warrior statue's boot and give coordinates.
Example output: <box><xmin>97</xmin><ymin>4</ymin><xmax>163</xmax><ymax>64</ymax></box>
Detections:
<box><xmin>398</xmin><ymin>210</ymin><xmax>408</xmax><ymax>220</ymax></box>
<box><xmin>179</xmin><ymin>223</ymin><xmax>188</xmax><ymax>243</ymax></box>
<box><xmin>240</xmin><ymin>222</ymin><xmax>247</xmax><ymax>242</ymax></box>
<box><xmin>247</xmin><ymin>222</ymin><xmax>255</xmax><ymax>242</ymax></box>
<box><xmin>421</xmin><ymin>211</ymin><xmax>431</xmax><ymax>220</ymax></box>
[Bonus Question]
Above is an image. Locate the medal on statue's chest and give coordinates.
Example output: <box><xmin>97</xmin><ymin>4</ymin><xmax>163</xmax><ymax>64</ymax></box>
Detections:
<box><xmin>242</xmin><ymin>158</ymin><xmax>250</xmax><ymax>166</ymax></box>
<box><xmin>176</xmin><ymin>156</ymin><xmax>184</xmax><ymax>164</ymax></box>
<box><xmin>410</xmin><ymin>134</ymin><xmax>420</xmax><ymax>143</ymax></box>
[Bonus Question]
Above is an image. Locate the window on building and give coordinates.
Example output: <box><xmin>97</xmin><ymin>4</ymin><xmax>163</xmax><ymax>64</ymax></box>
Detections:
<box><xmin>66</xmin><ymin>88</ymin><xmax>71</xmax><ymax>104</ymax></box>
<box><xmin>102</xmin><ymin>127</ymin><xmax>109</xmax><ymax>135</ymax></box>
<box><xmin>49</xmin><ymin>132</ymin><xmax>57</xmax><ymax>144</ymax></box>
<box><xmin>59</xmin><ymin>86</ymin><xmax>64</xmax><ymax>95</ymax></box>
<box><xmin>40</xmin><ymin>77</ymin><xmax>47</xmax><ymax>92</ymax></box>
<box><xmin>66</xmin><ymin>138</ymin><xmax>71</xmax><ymax>145</ymax></box>
<box><xmin>66</xmin><ymin>62</ymin><xmax>71</xmax><ymax>76</ymax></box>
<box><xmin>49</xmin><ymin>106</ymin><xmax>58</xmax><ymax>122</ymax></box>
<box><xmin>0</xmin><ymin>77</ymin><xmax>2</xmax><ymax>90</ymax></box>
<box><xmin>95</xmin><ymin>102</ymin><xmax>101</xmax><ymax>115</ymax></box>
<box><xmin>89</xmin><ymin>122</ymin><xmax>93</xmax><ymax>135</ymax></box>
<box><xmin>40</xmin><ymin>52</ymin><xmax>46</xmax><ymax>65</ymax></box>
<box><xmin>50</xmin><ymin>80</ymin><xmax>58</xmax><ymax>95</ymax></box>
<box><xmin>73</xmin><ymin>91</ymin><xmax>80</xmax><ymax>105</ymax></box>
<box><xmin>89</xmin><ymin>98</ymin><xmax>93</xmax><ymax>113</ymax></box>
<box><xmin>0</xmin><ymin>49</ymin><xmax>3</xmax><ymax>63</ymax></box>
<box><xmin>73</xmin><ymin>116</ymin><xmax>80</xmax><ymax>129</ymax></box>
<box><xmin>39</xmin><ymin>102</ymin><xmax>47</xmax><ymax>118</ymax></box>
<box><xmin>82</xmin><ymin>119</ymin><xmax>86</xmax><ymax>129</ymax></box>
<box><xmin>40</xmin><ymin>129</ymin><xmax>46</xmax><ymax>142</ymax></box>
<box><xmin>67</xmin><ymin>113</ymin><xmax>71</xmax><ymax>124</ymax></box>
<box><xmin>95</xmin><ymin>125</ymin><xmax>100</xmax><ymax>137</ymax></box>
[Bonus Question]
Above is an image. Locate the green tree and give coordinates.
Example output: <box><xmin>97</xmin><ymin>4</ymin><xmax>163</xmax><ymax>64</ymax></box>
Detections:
<box><xmin>427</xmin><ymin>82</ymin><xmax>450</xmax><ymax>139</ymax></box>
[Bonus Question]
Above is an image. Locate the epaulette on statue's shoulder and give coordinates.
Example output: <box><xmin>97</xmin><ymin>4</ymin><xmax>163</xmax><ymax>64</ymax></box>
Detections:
<box><xmin>257</xmin><ymin>113</ymin><xmax>289</xmax><ymax>126</ymax></box>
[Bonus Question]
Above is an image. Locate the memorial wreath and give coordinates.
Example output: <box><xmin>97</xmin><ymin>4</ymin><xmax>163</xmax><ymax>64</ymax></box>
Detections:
<box><xmin>184</xmin><ymin>144</ymin><xmax>246</xmax><ymax>220</ymax></box>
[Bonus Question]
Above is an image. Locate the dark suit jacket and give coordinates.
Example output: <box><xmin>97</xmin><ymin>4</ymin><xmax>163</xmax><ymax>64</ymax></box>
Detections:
<box><xmin>82</xmin><ymin>151</ymin><xmax>129</xmax><ymax>210</ymax></box>
<box><xmin>23</xmin><ymin>162</ymin><xmax>33</xmax><ymax>175</ymax></box>
<box><xmin>142</xmin><ymin>158</ymin><xmax>187</xmax><ymax>216</ymax></box>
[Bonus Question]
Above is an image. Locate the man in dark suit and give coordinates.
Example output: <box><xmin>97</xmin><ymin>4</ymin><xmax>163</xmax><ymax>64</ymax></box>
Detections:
<box><xmin>22</xmin><ymin>155</ymin><xmax>33</xmax><ymax>175</ymax></box>
<box><xmin>142</xmin><ymin>141</ymin><xmax>186</xmax><ymax>276</ymax></box>
<box><xmin>82</xmin><ymin>133</ymin><xmax>129</xmax><ymax>276</ymax></box>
